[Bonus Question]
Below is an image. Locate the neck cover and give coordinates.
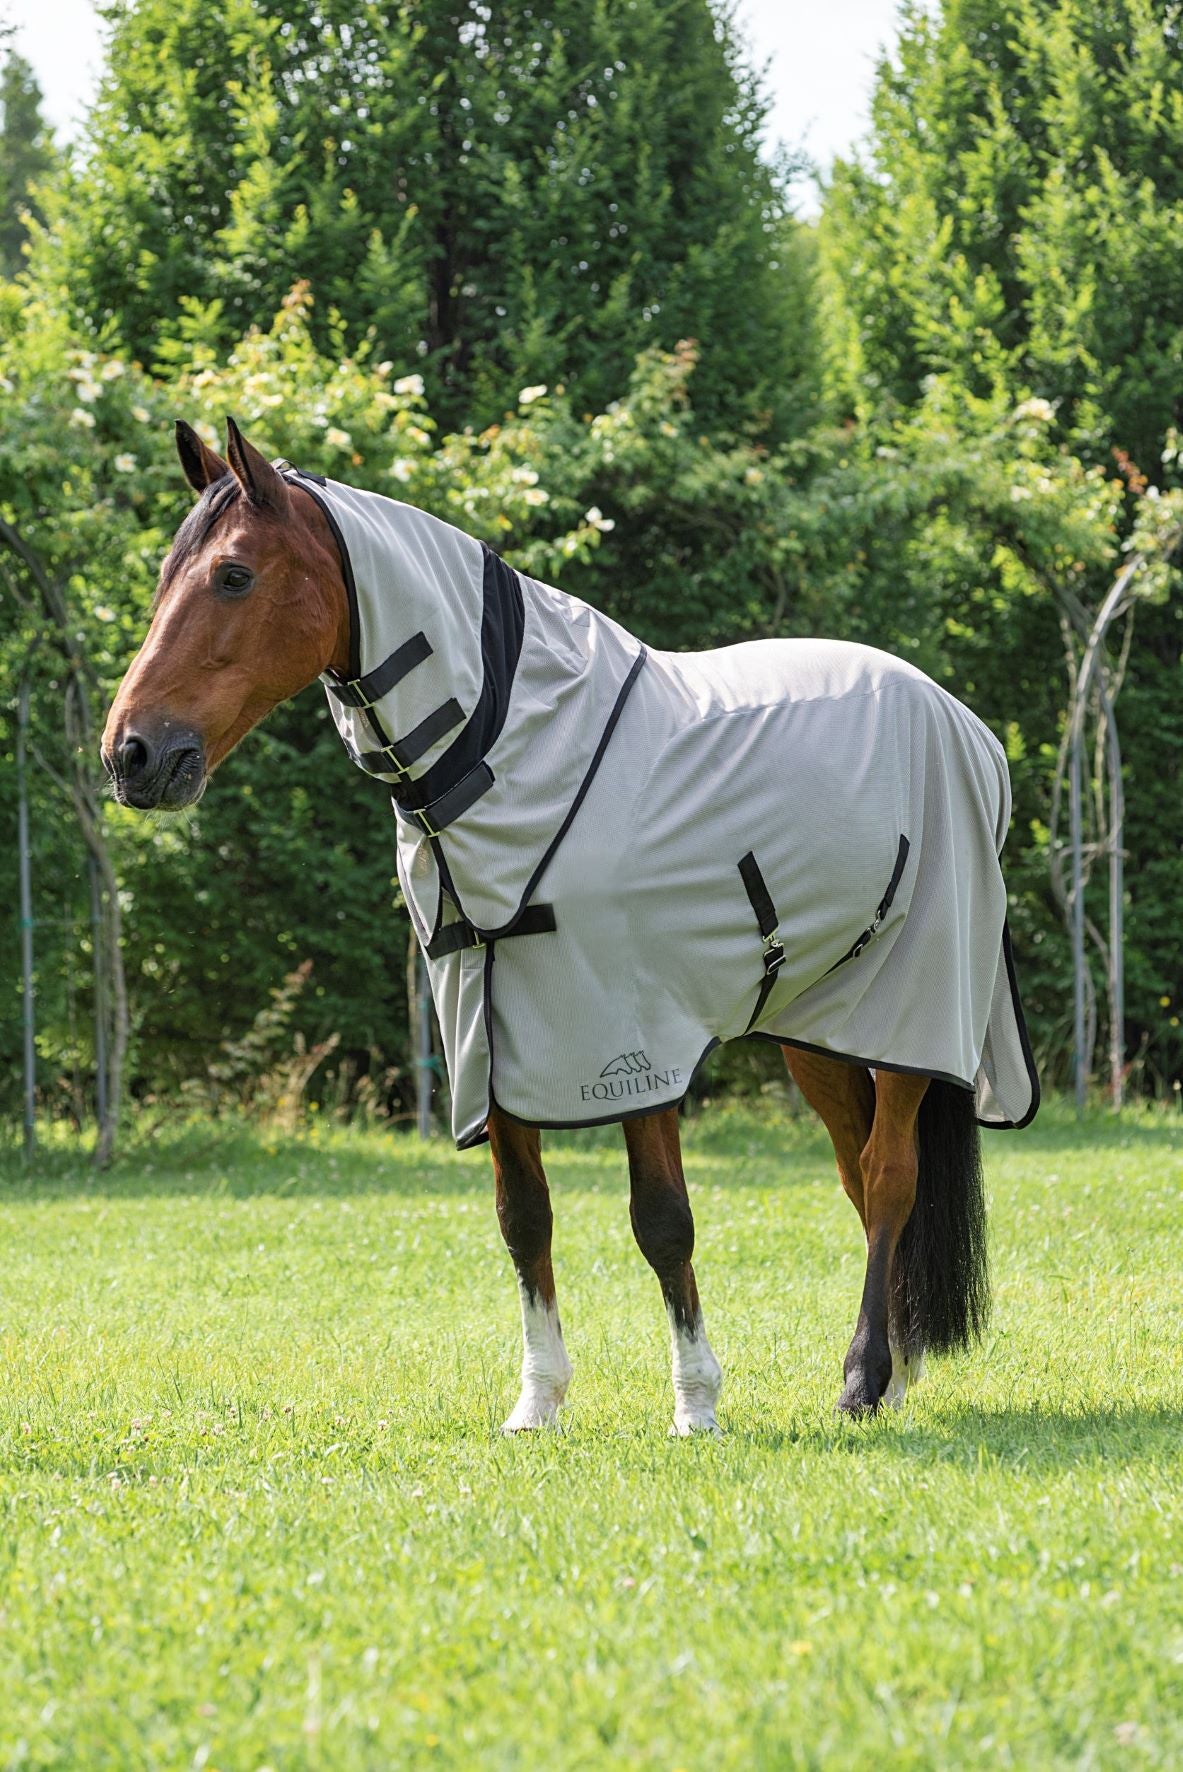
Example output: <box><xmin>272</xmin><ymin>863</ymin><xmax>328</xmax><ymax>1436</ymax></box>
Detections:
<box><xmin>284</xmin><ymin>469</ymin><xmax>1038</xmax><ymax>1147</ymax></box>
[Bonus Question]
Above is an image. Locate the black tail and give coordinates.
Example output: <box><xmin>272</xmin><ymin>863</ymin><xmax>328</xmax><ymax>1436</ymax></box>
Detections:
<box><xmin>890</xmin><ymin>1078</ymin><xmax>990</xmax><ymax>1357</ymax></box>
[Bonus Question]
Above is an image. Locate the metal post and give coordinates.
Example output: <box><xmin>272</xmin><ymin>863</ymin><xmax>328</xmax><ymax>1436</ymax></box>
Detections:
<box><xmin>1066</xmin><ymin>557</ymin><xmax>1144</xmax><ymax>1119</ymax></box>
<box><xmin>1069</xmin><ymin>718</ymin><xmax>1086</xmax><ymax>1118</ymax></box>
<box><xmin>88</xmin><ymin>853</ymin><xmax>108</xmax><ymax>1127</ymax></box>
<box><xmin>16</xmin><ymin>680</ymin><xmax>36</xmax><ymax>1162</ymax></box>
<box><xmin>416</xmin><ymin>949</ymin><xmax>433</xmax><ymax>1140</ymax></box>
<box><xmin>1106</xmin><ymin>711</ymin><xmax>1124</xmax><ymax>1110</ymax></box>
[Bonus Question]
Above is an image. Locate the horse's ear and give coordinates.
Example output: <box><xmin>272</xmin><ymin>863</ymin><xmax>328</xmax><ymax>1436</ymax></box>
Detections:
<box><xmin>175</xmin><ymin>419</ymin><xmax>229</xmax><ymax>494</ymax></box>
<box><xmin>224</xmin><ymin>415</ymin><xmax>289</xmax><ymax>512</ymax></box>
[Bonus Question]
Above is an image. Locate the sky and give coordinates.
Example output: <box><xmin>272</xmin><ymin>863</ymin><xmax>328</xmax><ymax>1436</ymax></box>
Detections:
<box><xmin>0</xmin><ymin>0</ymin><xmax>904</xmax><ymax>212</ymax></box>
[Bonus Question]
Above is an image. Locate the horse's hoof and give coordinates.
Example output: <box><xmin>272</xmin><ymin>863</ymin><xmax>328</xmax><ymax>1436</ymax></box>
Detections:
<box><xmin>670</xmin><ymin>1414</ymin><xmax>722</xmax><ymax>1438</ymax></box>
<box><xmin>501</xmin><ymin>1388</ymin><xmax>565</xmax><ymax>1433</ymax></box>
<box><xmin>835</xmin><ymin>1375</ymin><xmax>883</xmax><ymax>1419</ymax></box>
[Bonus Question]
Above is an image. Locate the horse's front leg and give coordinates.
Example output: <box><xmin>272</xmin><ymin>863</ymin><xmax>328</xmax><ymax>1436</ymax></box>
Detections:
<box><xmin>837</xmin><ymin>1071</ymin><xmax>929</xmax><ymax>1417</ymax></box>
<box><xmin>623</xmin><ymin>1109</ymin><xmax>722</xmax><ymax>1436</ymax></box>
<box><xmin>489</xmin><ymin>1109</ymin><xmax>572</xmax><ymax>1432</ymax></box>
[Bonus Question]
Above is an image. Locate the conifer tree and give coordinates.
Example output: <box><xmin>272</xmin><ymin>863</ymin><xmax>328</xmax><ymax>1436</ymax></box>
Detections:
<box><xmin>0</xmin><ymin>48</ymin><xmax>56</xmax><ymax>279</ymax></box>
<box><xmin>47</xmin><ymin>0</ymin><xmax>815</xmax><ymax>438</ymax></box>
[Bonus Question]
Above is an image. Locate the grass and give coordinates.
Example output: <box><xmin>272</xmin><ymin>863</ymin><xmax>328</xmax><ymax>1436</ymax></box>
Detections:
<box><xmin>0</xmin><ymin>1098</ymin><xmax>1180</xmax><ymax>1769</ymax></box>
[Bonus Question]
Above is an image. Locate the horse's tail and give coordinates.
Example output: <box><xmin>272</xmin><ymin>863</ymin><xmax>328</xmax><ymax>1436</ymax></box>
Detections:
<box><xmin>889</xmin><ymin>1078</ymin><xmax>990</xmax><ymax>1357</ymax></box>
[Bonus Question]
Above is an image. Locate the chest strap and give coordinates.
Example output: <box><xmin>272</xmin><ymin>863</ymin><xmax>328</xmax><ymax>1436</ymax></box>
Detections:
<box><xmin>426</xmin><ymin>901</ymin><xmax>557</xmax><ymax>960</ymax></box>
<box><xmin>738</xmin><ymin>850</ymin><xmax>786</xmax><ymax>1033</ymax></box>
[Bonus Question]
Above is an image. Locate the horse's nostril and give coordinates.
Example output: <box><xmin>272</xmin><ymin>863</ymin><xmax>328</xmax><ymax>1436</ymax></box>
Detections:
<box><xmin>119</xmin><ymin>733</ymin><xmax>151</xmax><ymax>779</ymax></box>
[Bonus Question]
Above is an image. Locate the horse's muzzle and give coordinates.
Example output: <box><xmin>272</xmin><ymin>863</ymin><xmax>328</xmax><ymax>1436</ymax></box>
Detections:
<box><xmin>102</xmin><ymin>723</ymin><xmax>207</xmax><ymax>810</ymax></box>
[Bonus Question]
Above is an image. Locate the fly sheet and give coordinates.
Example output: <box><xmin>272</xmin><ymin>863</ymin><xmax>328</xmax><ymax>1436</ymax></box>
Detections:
<box><xmin>282</xmin><ymin>467</ymin><xmax>1039</xmax><ymax>1148</ymax></box>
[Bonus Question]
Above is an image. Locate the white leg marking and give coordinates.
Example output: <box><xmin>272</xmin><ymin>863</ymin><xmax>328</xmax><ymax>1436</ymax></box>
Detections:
<box><xmin>884</xmin><ymin>1339</ymin><xmax>926</xmax><ymax>1410</ymax></box>
<box><xmin>502</xmin><ymin>1287</ymin><xmax>572</xmax><ymax>1433</ymax></box>
<box><xmin>669</xmin><ymin>1308</ymin><xmax>722</xmax><ymax>1437</ymax></box>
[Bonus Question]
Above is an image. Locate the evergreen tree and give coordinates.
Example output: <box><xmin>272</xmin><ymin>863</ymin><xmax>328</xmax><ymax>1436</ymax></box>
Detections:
<box><xmin>822</xmin><ymin>0</ymin><xmax>1183</xmax><ymax>474</ymax></box>
<box><xmin>46</xmin><ymin>0</ymin><xmax>815</xmax><ymax>438</ymax></box>
<box><xmin>820</xmin><ymin>0</ymin><xmax>1183</xmax><ymax>1091</ymax></box>
<box><xmin>0</xmin><ymin>49</ymin><xmax>56</xmax><ymax>279</ymax></box>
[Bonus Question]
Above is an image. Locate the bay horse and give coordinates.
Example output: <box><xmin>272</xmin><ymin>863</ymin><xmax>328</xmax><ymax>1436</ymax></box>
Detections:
<box><xmin>102</xmin><ymin>419</ymin><xmax>1037</xmax><ymax>1429</ymax></box>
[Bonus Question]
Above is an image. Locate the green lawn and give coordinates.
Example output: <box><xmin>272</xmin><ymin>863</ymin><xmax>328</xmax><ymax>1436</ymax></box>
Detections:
<box><xmin>0</xmin><ymin>1100</ymin><xmax>1180</xmax><ymax>1769</ymax></box>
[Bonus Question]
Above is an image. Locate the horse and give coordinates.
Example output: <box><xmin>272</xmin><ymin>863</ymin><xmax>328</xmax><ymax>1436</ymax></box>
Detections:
<box><xmin>102</xmin><ymin>417</ymin><xmax>1038</xmax><ymax>1430</ymax></box>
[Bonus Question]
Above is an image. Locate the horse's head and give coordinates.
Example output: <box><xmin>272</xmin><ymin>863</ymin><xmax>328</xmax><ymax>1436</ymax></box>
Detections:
<box><xmin>101</xmin><ymin>418</ymin><xmax>349</xmax><ymax>809</ymax></box>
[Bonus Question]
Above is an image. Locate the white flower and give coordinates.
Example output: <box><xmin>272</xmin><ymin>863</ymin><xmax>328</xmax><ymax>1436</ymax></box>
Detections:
<box><xmin>390</xmin><ymin>458</ymin><xmax>415</xmax><ymax>483</ymax></box>
<box><xmin>393</xmin><ymin>373</ymin><xmax>424</xmax><ymax>397</ymax></box>
<box><xmin>131</xmin><ymin>405</ymin><xmax>151</xmax><ymax>423</ymax></box>
<box><xmin>76</xmin><ymin>379</ymin><xmax>102</xmax><ymax>403</ymax></box>
<box><xmin>584</xmin><ymin>505</ymin><xmax>615</xmax><ymax>532</ymax></box>
<box><xmin>523</xmin><ymin>487</ymin><xmax>549</xmax><ymax>506</ymax></box>
<box><xmin>94</xmin><ymin>605</ymin><xmax>116</xmax><ymax>622</ymax></box>
<box><xmin>325</xmin><ymin>426</ymin><xmax>352</xmax><ymax>449</ymax></box>
<box><xmin>1014</xmin><ymin>397</ymin><xmax>1056</xmax><ymax>423</ymax></box>
<box><xmin>744</xmin><ymin>466</ymin><xmax>765</xmax><ymax>486</ymax></box>
<box><xmin>195</xmin><ymin>421</ymin><xmax>218</xmax><ymax>447</ymax></box>
<box><xmin>100</xmin><ymin>359</ymin><xmax>126</xmax><ymax>381</ymax></box>
<box><xmin>518</xmin><ymin>384</ymin><xmax>548</xmax><ymax>406</ymax></box>
<box><xmin>69</xmin><ymin>407</ymin><xmax>96</xmax><ymax>429</ymax></box>
<box><xmin>114</xmin><ymin>453</ymin><xmax>137</xmax><ymax>472</ymax></box>
<box><xmin>511</xmin><ymin>466</ymin><xmax>539</xmax><ymax>485</ymax></box>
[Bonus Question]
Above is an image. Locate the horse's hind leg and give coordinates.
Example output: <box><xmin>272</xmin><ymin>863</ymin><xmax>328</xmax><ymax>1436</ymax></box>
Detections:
<box><xmin>782</xmin><ymin>1050</ymin><xmax>874</xmax><ymax>1230</ymax></box>
<box><xmin>623</xmin><ymin>1109</ymin><xmax>722</xmax><ymax>1436</ymax></box>
<box><xmin>837</xmin><ymin>1070</ymin><xmax>929</xmax><ymax>1417</ymax></box>
<box><xmin>489</xmin><ymin>1108</ymin><xmax>572</xmax><ymax>1432</ymax></box>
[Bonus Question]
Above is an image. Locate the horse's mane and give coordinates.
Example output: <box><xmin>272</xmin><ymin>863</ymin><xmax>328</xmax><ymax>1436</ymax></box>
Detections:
<box><xmin>153</xmin><ymin>473</ymin><xmax>242</xmax><ymax>609</ymax></box>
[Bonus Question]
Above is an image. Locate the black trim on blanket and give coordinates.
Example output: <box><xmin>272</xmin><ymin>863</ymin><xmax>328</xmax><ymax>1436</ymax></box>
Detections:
<box><xmin>748</xmin><ymin>1031</ymin><xmax>976</xmax><ymax>1095</ymax></box>
<box><xmin>991</xmin><ymin>918</ymin><xmax>1041</xmax><ymax>1129</ymax></box>
<box><xmin>453</xmin><ymin>649</ymin><xmax>650</xmax><ymax>1145</ymax></box>
<box><xmin>482</xmin><ymin>648</ymin><xmax>648</xmax><ymax>940</ymax></box>
<box><xmin>477</xmin><ymin>1037</ymin><xmax>724</xmax><ymax>1146</ymax></box>
<box><xmin>391</xmin><ymin>544</ymin><xmax>525</xmax><ymax>815</ymax></box>
<box><xmin>468</xmin><ymin>909</ymin><xmax>1040</xmax><ymax>1144</ymax></box>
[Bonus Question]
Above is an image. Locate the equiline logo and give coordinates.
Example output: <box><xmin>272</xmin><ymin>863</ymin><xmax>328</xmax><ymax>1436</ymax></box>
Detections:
<box><xmin>581</xmin><ymin>1051</ymin><xmax>682</xmax><ymax>1103</ymax></box>
<box><xmin>601</xmin><ymin>1051</ymin><xmax>651</xmax><ymax>1077</ymax></box>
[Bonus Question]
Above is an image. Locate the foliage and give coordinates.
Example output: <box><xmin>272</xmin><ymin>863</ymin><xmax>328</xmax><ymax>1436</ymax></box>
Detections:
<box><xmin>0</xmin><ymin>48</ymin><xmax>56</xmax><ymax>279</ymax></box>
<box><xmin>0</xmin><ymin>1106</ymin><xmax>1180</xmax><ymax>1763</ymax></box>
<box><xmin>3</xmin><ymin>0</ymin><xmax>1183</xmax><ymax>1135</ymax></box>
<box><xmin>0</xmin><ymin>279</ymin><xmax>792</xmax><ymax>1119</ymax></box>
<box><xmin>42</xmin><ymin>0</ymin><xmax>817</xmax><ymax>440</ymax></box>
<box><xmin>820</xmin><ymin>0</ymin><xmax>1183</xmax><ymax>1088</ymax></box>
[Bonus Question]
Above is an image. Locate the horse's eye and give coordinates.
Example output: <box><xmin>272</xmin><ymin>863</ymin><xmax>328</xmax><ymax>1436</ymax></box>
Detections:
<box><xmin>218</xmin><ymin>564</ymin><xmax>255</xmax><ymax>597</ymax></box>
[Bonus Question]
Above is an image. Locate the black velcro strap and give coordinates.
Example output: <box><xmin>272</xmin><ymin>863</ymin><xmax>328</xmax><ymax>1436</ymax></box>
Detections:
<box><xmin>354</xmin><ymin>698</ymin><xmax>465</xmax><ymax>775</ymax></box>
<box><xmin>739</xmin><ymin>851</ymin><xmax>785</xmax><ymax>1034</ymax></box>
<box><xmin>402</xmin><ymin>760</ymin><xmax>495</xmax><ymax>837</ymax></box>
<box><xmin>324</xmin><ymin>630</ymin><xmax>433</xmax><ymax>709</ymax></box>
<box><xmin>426</xmin><ymin>902</ymin><xmax>557</xmax><ymax>961</ymax></box>
<box><xmin>738</xmin><ymin>851</ymin><xmax>779</xmax><ymax>943</ymax></box>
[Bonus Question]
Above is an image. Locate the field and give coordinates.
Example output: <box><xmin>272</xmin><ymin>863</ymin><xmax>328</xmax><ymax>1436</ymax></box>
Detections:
<box><xmin>0</xmin><ymin>1100</ymin><xmax>1180</xmax><ymax>1769</ymax></box>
